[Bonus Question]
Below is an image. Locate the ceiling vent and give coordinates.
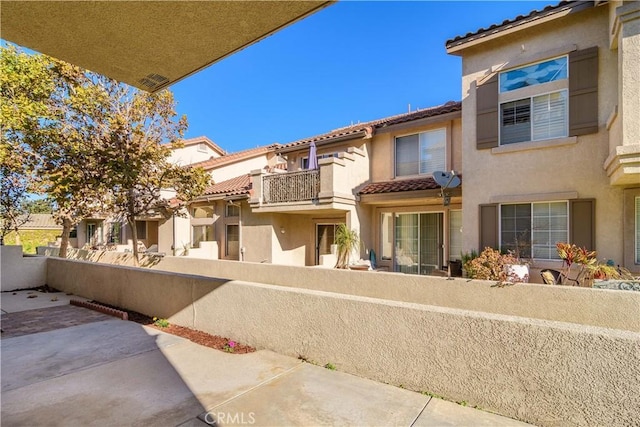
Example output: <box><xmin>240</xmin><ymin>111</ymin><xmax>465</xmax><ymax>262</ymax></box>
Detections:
<box><xmin>138</xmin><ymin>73</ymin><xmax>169</xmax><ymax>91</ymax></box>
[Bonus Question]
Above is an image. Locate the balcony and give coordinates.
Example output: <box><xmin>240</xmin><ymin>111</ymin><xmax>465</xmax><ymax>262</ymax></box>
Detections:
<box><xmin>249</xmin><ymin>147</ymin><xmax>367</xmax><ymax>213</ymax></box>
<box><xmin>263</xmin><ymin>169</ymin><xmax>320</xmax><ymax>203</ymax></box>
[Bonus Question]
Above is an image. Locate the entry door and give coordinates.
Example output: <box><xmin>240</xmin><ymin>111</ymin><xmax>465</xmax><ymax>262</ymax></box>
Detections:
<box><xmin>86</xmin><ymin>222</ymin><xmax>102</xmax><ymax>246</ymax></box>
<box><xmin>316</xmin><ymin>224</ymin><xmax>339</xmax><ymax>264</ymax></box>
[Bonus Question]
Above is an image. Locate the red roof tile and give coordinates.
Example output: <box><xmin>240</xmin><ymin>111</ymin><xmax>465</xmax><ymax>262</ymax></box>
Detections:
<box><xmin>359</xmin><ymin>176</ymin><xmax>457</xmax><ymax>195</ymax></box>
<box><xmin>203</xmin><ymin>174</ymin><xmax>251</xmax><ymax>197</ymax></box>
<box><xmin>190</xmin><ymin>145</ymin><xmax>278</xmax><ymax>171</ymax></box>
<box><xmin>277</xmin><ymin>101</ymin><xmax>461</xmax><ymax>151</ymax></box>
<box><xmin>445</xmin><ymin>1</ymin><xmax>594</xmax><ymax>51</ymax></box>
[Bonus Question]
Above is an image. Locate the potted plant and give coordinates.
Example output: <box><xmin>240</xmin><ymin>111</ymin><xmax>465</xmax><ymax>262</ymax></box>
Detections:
<box><xmin>334</xmin><ymin>224</ymin><xmax>359</xmax><ymax>269</ymax></box>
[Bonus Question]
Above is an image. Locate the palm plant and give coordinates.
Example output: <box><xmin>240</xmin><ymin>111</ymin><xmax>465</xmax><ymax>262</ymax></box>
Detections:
<box><xmin>334</xmin><ymin>224</ymin><xmax>359</xmax><ymax>269</ymax></box>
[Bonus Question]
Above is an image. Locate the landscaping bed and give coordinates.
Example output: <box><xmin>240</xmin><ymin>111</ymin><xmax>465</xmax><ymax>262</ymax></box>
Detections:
<box><xmin>89</xmin><ymin>300</ymin><xmax>256</xmax><ymax>354</ymax></box>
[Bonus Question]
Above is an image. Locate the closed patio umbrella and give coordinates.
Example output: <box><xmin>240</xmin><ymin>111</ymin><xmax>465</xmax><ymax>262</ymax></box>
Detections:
<box><xmin>308</xmin><ymin>141</ymin><xmax>318</xmax><ymax>170</ymax></box>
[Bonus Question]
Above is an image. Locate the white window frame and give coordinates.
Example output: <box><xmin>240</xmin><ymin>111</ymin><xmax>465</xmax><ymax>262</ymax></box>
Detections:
<box><xmin>394</xmin><ymin>128</ymin><xmax>446</xmax><ymax>178</ymax></box>
<box><xmin>498</xmin><ymin>55</ymin><xmax>569</xmax><ymax>146</ymax></box>
<box><xmin>499</xmin><ymin>201</ymin><xmax>568</xmax><ymax>260</ymax></box>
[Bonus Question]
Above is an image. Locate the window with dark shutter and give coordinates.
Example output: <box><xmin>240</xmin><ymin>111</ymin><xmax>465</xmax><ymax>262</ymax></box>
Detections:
<box><xmin>569</xmin><ymin>47</ymin><xmax>599</xmax><ymax>136</ymax></box>
<box><xmin>479</xmin><ymin>203</ymin><xmax>499</xmax><ymax>251</ymax></box>
<box><xmin>569</xmin><ymin>199</ymin><xmax>595</xmax><ymax>250</ymax></box>
<box><xmin>476</xmin><ymin>74</ymin><xmax>499</xmax><ymax>149</ymax></box>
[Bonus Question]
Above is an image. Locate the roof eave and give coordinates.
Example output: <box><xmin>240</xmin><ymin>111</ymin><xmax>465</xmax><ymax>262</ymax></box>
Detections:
<box><xmin>276</xmin><ymin>130</ymin><xmax>368</xmax><ymax>154</ymax></box>
<box><xmin>446</xmin><ymin>1</ymin><xmax>596</xmax><ymax>55</ymax></box>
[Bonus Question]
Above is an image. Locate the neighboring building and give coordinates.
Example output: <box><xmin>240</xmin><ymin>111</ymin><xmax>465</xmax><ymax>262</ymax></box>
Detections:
<box><xmin>185</xmin><ymin>101</ymin><xmax>463</xmax><ymax>273</ymax></box>
<box><xmin>168</xmin><ymin>136</ymin><xmax>226</xmax><ymax>166</ymax></box>
<box><xmin>446</xmin><ymin>0</ymin><xmax>640</xmax><ymax>273</ymax></box>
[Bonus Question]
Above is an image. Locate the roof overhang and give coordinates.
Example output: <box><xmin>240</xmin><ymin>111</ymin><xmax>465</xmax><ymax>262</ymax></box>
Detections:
<box><xmin>446</xmin><ymin>1</ymin><xmax>597</xmax><ymax>55</ymax></box>
<box><xmin>1</xmin><ymin>1</ymin><xmax>333</xmax><ymax>92</ymax></box>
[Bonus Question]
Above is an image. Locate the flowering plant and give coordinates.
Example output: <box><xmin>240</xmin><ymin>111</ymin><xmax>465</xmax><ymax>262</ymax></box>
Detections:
<box><xmin>224</xmin><ymin>340</ymin><xmax>236</xmax><ymax>353</ymax></box>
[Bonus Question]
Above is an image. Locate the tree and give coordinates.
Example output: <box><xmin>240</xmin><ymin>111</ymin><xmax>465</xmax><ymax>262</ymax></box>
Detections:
<box><xmin>1</xmin><ymin>45</ymin><xmax>210</xmax><ymax>263</ymax></box>
<box><xmin>1</xmin><ymin>45</ymin><xmax>109</xmax><ymax>257</ymax></box>
<box><xmin>0</xmin><ymin>45</ymin><xmax>55</xmax><ymax>246</ymax></box>
<box><xmin>90</xmin><ymin>78</ymin><xmax>210</xmax><ymax>264</ymax></box>
<box><xmin>23</xmin><ymin>199</ymin><xmax>54</xmax><ymax>214</ymax></box>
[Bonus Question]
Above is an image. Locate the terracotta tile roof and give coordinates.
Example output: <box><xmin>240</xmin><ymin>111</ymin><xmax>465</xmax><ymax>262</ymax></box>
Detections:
<box><xmin>359</xmin><ymin>176</ymin><xmax>461</xmax><ymax>195</ymax></box>
<box><xmin>190</xmin><ymin>144</ymin><xmax>278</xmax><ymax>171</ymax></box>
<box><xmin>19</xmin><ymin>214</ymin><xmax>62</xmax><ymax>229</ymax></box>
<box><xmin>203</xmin><ymin>174</ymin><xmax>251</xmax><ymax>197</ymax></box>
<box><xmin>277</xmin><ymin>101</ymin><xmax>461</xmax><ymax>152</ymax></box>
<box><xmin>445</xmin><ymin>1</ymin><xmax>594</xmax><ymax>51</ymax></box>
<box><xmin>167</xmin><ymin>135</ymin><xmax>226</xmax><ymax>155</ymax></box>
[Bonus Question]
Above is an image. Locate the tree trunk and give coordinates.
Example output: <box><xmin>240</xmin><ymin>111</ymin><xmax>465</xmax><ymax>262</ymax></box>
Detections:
<box><xmin>128</xmin><ymin>189</ymin><xmax>139</xmax><ymax>266</ymax></box>
<box><xmin>59</xmin><ymin>217</ymin><xmax>72</xmax><ymax>258</ymax></box>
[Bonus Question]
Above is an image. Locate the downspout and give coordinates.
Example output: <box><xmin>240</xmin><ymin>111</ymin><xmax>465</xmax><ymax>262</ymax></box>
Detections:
<box><xmin>172</xmin><ymin>211</ymin><xmax>176</xmax><ymax>256</ymax></box>
<box><xmin>239</xmin><ymin>202</ymin><xmax>244</xmax><ymax>261</ymax></box>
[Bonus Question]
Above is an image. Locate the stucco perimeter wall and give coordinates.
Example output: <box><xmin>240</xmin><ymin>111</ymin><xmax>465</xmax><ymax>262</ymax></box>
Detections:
<box><xmin>0</xmin><ymin>246</ymin><xmax>47</xmax><ymax>291</ymax></box>
<box><xmin>45</xmin><ymin>257</ymin><xmax>640</xmax><ymax>426</ymax></box>
<box><xmin>151</xmin><ymin>257</ymin><xmax>640</xmax><ymax>333</ymax></box>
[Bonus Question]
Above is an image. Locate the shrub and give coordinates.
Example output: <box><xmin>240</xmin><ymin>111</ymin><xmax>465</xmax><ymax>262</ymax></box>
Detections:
<box><xmin>464</xmin><ymin>247</ymin><xmax>519</xmax><ymax>281</ymax></box>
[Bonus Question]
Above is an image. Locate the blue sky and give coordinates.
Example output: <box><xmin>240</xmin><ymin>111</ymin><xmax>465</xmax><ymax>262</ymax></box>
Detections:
<box><xmin>172</xmin><ymin>1</ymin><xmax>551</xmax><ymax>153</ymax></box>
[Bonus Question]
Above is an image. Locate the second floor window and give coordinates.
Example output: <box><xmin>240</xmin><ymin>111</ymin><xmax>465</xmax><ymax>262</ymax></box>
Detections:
<box><xmin>395</xmin><ymin>128</ymin><xmax>446</xmax><ymax>177</ymax></box>
<box><xmin>499</xmin><ymin>56</ymin><xmax>568</xmax><ymax>145</ymax></box>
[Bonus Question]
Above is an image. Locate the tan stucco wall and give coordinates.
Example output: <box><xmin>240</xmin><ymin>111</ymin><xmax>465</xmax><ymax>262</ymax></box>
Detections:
<box><xmin>211</xmin><ymin>153</ymin><xmax>272</xmax><ymax>183</ymax></box>
<box><xmin>45</xmin><ymin>257</ymin><xmax>640</xmax><ymax>426</ymax></box>
<box><xmin>169</xmin><ymin>143</ymin><xmax>220</xmax><ymax>166</ymax></box>
<box><xmin>0</xmin><ymin>246</ymin><xmax>47</xmax><ymax>291</ymax></box>
<box><xmin>458</xmin><ymin>7</ymin><xmax>626</xmax><ymax>264</ymax></box>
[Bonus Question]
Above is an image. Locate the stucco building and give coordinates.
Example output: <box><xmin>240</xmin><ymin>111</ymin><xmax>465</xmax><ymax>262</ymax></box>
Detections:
<box><xmin>446</xmin><ymin>0</ymin><xmax>640</xmax><ymax>274</ymax></box>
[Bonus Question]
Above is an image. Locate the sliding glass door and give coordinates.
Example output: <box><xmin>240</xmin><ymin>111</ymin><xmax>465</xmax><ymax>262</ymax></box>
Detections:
<box><xmin>394</xmin><ymin>212</ymin><xmax>443</xmax><ymax>275</ymax></box>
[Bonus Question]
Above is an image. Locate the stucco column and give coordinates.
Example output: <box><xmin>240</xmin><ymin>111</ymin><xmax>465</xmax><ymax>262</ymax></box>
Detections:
<box><xmin>617</xmin><ymin>2</ymin><xmax>640</xmax><ymax>147</ymax></box>
<box><xmin>248</xmin><ymin>169</ymin><xmax>264</xmax><ymax>207</ymax></box>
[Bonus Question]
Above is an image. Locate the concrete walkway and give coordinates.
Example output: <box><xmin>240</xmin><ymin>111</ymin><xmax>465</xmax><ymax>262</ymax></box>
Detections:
<box><xmin>1</xmin><ymin>297</ymin><xmax>533</xmax><ymax>426</ymax></box>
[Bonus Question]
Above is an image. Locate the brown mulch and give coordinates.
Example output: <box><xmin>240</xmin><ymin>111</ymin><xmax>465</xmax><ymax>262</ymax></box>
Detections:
<box><xmin>89</xmin><ymin>300</ymin><xmax>255</xmax><ymax>354</ymax></box>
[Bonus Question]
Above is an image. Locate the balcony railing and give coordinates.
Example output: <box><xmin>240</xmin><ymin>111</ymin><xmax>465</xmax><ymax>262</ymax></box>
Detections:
<box><xmin>263</xmin><ymin>170</ymin><xmax>319</xmax><ymax>203</ymax></box>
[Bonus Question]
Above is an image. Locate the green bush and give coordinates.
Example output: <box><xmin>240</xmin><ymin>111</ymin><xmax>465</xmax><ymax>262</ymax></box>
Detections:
<box><xmin>3</xmin><ymin>230</ymin><xmax>60</xmax><ymax>254</ymax></box>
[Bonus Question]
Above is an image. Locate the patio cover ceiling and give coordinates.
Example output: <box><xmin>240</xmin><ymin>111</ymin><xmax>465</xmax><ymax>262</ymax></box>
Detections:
<box><xmin>1</xmin><ymin>1</ymin><xmax>333</xmax><ymax>92</ymax></box>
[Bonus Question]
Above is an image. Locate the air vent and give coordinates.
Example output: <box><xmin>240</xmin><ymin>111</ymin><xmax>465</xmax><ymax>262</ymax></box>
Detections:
<box><xmin>138</xmin><ymin>73</ymin><xmax>169</xmax><ymax>90</ymax></box>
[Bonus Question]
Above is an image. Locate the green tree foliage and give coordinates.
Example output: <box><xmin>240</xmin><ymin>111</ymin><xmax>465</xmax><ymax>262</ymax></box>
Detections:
<box><xmin>1</xmin><ymin>45</ymin><xmax>108</xmax><ymax>256</ymax></box>
<box><xmin>1</xmin><ymin>45</ymin><xmax>210</xmax><ymax>262</ymax></box>
<box><xmin>23</xmin><ymin>199</ymin><xmax>54</xmax><ymax>214</ymax></box>
<box><xmin>88</xmin><ymin>80</ymin><xmax>210</xmax><ymax>264</ymax></box>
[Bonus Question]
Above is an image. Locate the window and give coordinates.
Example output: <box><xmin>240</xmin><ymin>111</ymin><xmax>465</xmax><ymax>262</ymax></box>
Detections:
<box><xmin>108</xmin><ymin>222</ymin><xmax>122</xmax><ymax>244</ymax></box>
<box><xmin>636</xmin><ymin>197</ymin><xmax>640</xmax><ymax>264</ymax></box>
<box><xmin>135</xmin><ymin>221</ymin><xmax>147</xmax><ymax>239</ymax></box>
<box><xmin>395</xmin><ymin>129</ymin><xmax>446</xmax><ymax>177</ymax></box>
<box><xmin>193</xmin><ymin>206</ymin><xmax>214</xmax><ymax>218</ymax></box>
<box><xmin>226</xmin><ymin>224</ymin><xmax>239</xmax><ymax>258</ymax></box>
<box><xmin>499</xmin><ymin>57</ymin><xmax>568</xmax><ymax>146</ymax></box>
<box><xmin>477</xmin><ymin>48</ymin><xmax>598</xmax><ymax>149</ymax></box>
<box><xmin>225</xmin><ymin>204</ymin><xmax>239</xmax><ymax>217</ymax></box>
<box><xmin>500</xmin><ymin>91</ymin><xmax>568</xmax><ymax>145</ymax></box>
<box><xmin>499</xmin><ymin>57</ymin><xmax>567</xmax><ymax>93</ymax></box>
<box><xmin>69</xmin><ymin>226</ymin><xmax>77</xmax><ymax>238</ymax></box>
<box><xmin>192</xmin><ymin>225</ymin><xmax>214</xmax><ymax>248</ymax></box>
<box><xmin>500</xmin><ymin>202</ymin><xmax>568</xmax><ymax>259</ymax></box>
<box><xmin>380</xmin><ymin>213</ymin><xmax>393</xmax><ymax>261</ymax></box>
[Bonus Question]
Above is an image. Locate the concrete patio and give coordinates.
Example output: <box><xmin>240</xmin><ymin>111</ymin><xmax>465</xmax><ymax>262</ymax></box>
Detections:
<box><xmin>1</xmin><ymin>290</ymin><xmax>532</xmax><ymax>426</ymax></box>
